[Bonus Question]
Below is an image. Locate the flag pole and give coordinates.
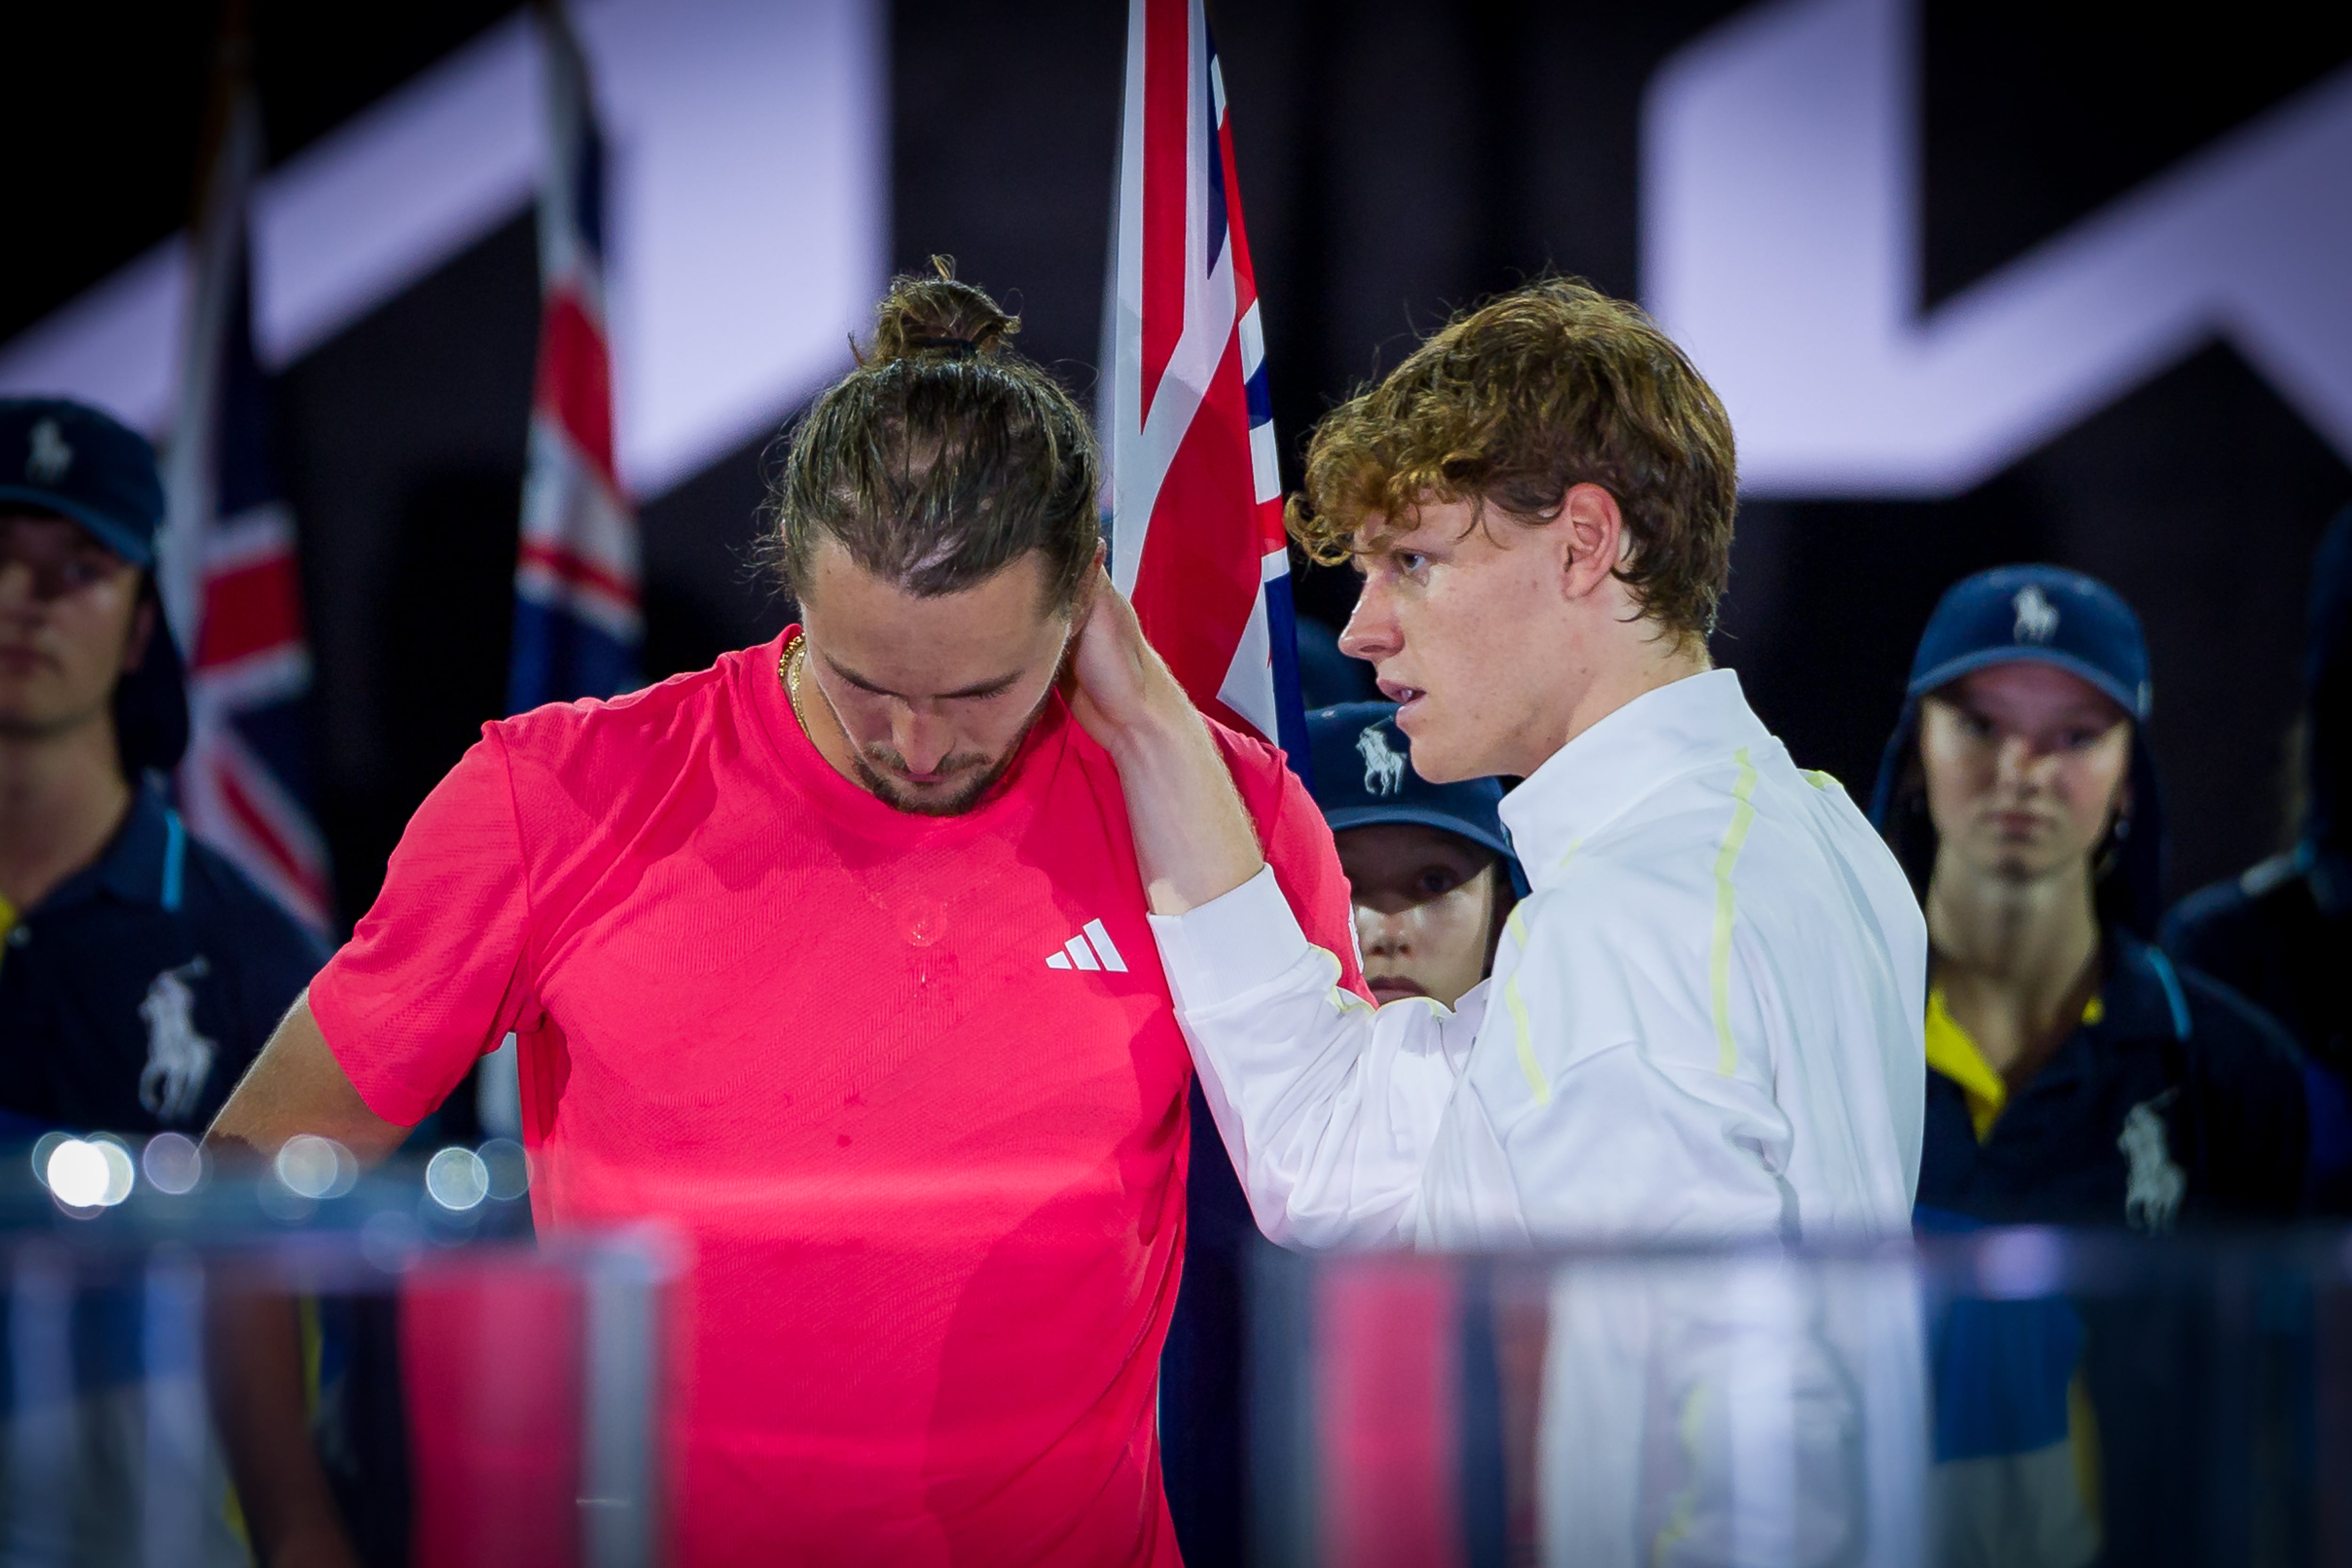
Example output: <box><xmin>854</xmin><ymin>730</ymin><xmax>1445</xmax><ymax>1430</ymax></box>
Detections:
<box><xmin>160</xmin><ymin>0</ymin><xmax>258</xmax><ymax>661</ymax></box>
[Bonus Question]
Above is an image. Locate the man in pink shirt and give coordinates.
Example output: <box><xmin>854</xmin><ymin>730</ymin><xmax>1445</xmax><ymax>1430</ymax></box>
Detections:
<box><xmin>206</xmin><ymin>266</ymin><xmax>1361</xmax><ymax>1566</ymax></box>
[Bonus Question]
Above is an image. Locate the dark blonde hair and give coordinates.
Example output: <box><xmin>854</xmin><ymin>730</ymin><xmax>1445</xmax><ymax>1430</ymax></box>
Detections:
<box><xmin>762</xmin><ymin>258</ymin><xmax>1100</xmax><ymax>616</ymax></box>
<box><xmin>1287</xmin><ymin>278</ymin><xmax>1738</xmax><ymax>641</ymax></box>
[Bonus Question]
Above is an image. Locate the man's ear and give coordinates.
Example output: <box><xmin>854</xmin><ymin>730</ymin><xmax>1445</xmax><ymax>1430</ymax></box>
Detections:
<box><xmin>121</xmin><ymin>591</ymin><xmax>156</xmax><ymax>674</ymax></box>
<box><xmin>1070</xmin><ymin>545</ymin><xmax>1111</xmax><ymax>636</ymax></box>
<box><xmin>1058</xmin><ymin>556</ymin><xmax>1110</xmax><ymax>686</ymax></box>
<box><xmin>1557</xmin><ymin>483</ymin><xmax>1625</xmax><ymax>602</ymax></box>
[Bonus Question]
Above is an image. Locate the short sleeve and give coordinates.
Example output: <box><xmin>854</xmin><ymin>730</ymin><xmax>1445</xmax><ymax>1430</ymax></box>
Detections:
<box><xmin>309</xmin><ymin>729</ymin><xmax>538</xmax><ymax>1126</ymax></box>
<box><xmin>1209</xmin><ymin>725</ymin><xmax>1372</xmax><ymax>1003</ymax></box>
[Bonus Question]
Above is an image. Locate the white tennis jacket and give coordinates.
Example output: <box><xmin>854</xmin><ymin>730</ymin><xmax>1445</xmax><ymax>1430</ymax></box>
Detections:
<box><xmin>1151</xmin><ymin>669</ymin><xmax>1927</xmax><ymax>1250</ymax></box>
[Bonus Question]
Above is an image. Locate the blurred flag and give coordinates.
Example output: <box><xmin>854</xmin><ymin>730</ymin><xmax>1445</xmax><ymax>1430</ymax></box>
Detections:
<box><xmin>1108</xmin><ymin>0</ymin><xmax>1310</xmax><ymax>779</ymax></box>
<box><xmin>161</xmin><ymin>64</ymin><xmax>333</xmax><ymax>931</ymax></box>
<box><xmin>509</xmin><ymin>1</ymin><xmax>641</xmax><ymax>713</ymax></box>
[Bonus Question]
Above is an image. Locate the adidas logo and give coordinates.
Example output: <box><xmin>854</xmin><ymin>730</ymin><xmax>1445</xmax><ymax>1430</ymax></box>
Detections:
<box><xmin>1046</xmin><ymin>919</ymin><xmax>1128</xmax><ymax>973</ymax></box>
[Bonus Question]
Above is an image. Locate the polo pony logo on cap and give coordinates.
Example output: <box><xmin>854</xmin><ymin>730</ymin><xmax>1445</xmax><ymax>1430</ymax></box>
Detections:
<box><xmin>1358</xmin><ymin>724</ymin><xmax>1406</xmax><ymax>797</ymax></box>
<box><xmin>24</xmin><ymin>418</ymin><xmax>72</xmax><ymax>485</ymax></box>
<box><xmin>2011</xmin><ymin>584</ymin><xmax>2059</xmax><ymax>644</ymax></box>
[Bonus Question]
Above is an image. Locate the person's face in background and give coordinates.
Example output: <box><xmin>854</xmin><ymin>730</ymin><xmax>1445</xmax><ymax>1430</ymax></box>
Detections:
<box><xmin>0</xmin><ymin>510</ymin><xmax>149</xmax><ymax>741</ymax></box>
<box><xmin>1337</xmin><ymin>822</ymin><xmax>1503</xmax><ymax>1007</ymax></box>
<box><xmin>796</xmin><ymin>538</ymin><xmax>1077</xmax><ymax>816</ymax></box>
<box><xmin>1918</xmin><ymin>661</ymin><xmax>2133</xmax><ymax>890</ymax></box>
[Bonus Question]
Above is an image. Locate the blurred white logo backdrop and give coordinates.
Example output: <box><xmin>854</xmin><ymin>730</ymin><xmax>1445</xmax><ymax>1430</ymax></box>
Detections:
<box><xmin>1645</xmin><ymin>0</ymin><xmax>2352</xmax><ymax>496</ymax></box>
<box><xmin>0</xmin><ymin>0</ymin><xmax>884</xmax><ymax>500</ymax></box>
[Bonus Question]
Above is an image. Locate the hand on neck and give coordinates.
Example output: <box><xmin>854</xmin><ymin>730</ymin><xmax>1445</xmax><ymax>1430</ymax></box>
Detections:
<box><xmin>0</xmin><ymin>713</ymin><xmax>133</xmax><ymax>912</ymax></box>
<box><xmin>1926</xmin><ymin>850</ymin><xmax>2103</xmax><ymax>1075</ymax></box>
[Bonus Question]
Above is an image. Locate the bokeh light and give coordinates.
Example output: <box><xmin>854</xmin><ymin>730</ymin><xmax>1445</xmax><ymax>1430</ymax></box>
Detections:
<box><xmin>275</xmin><ymin>1133</ymin><xmax>357</xmax><ymax>1201</ymax></box>
<box><xmin>94</xmin><ymin>1140</ymin><xmax>136</xmax><ymax>1205</ymax></box>
<box><xmin>478</xmin><ymin>1137</ymin><xmax>529</xmax><ymax>1202</ymax></box>
<box><xmin>29</xmin><ymin>1130</ymin><xmax>69</xmax><ymax>1186</ymax></box>
<box><xmin>45</xmin><ymin>1137</ymin><xmax>135</xmax><ymax>1211</ymax></box>
<box><xmin>425</xmin><ymin>1146</ymin><xmax>489</xmax><ymax>1212</ymax></box>
<box><xmin>141</xmin><ymin>1132</ymin><xmax>204</xmax><ymax>1196</ymax></box>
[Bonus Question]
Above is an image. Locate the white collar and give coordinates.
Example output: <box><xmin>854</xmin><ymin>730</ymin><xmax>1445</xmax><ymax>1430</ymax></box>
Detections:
<box><xmin>1497</xmin><ymin>669</ymin><xmax>1772</xmax><ymax>885</ymax></box>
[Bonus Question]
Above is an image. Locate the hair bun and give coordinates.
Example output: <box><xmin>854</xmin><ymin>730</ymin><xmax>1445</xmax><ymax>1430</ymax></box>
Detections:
<box><xmin>865</xmin><ymin>256</ymin><xmax>1018</xmax><ymax>368</ymax></box>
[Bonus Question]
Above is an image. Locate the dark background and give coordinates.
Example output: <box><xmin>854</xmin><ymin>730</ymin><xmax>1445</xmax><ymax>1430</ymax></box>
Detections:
<box><xmin>9</xmin><ymin>0</ymin><xmax>2352</xmax><ymax>931</ymax></box>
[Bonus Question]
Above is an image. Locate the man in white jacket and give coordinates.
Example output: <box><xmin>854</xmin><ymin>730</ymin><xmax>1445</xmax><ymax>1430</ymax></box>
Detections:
<box><xmin>1073</xmin><ymin>278</ymin><xmax>1926</xmax><ymax>1250</ymax></box>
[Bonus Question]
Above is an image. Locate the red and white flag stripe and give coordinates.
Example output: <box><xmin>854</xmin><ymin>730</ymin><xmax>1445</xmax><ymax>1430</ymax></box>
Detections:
<box><xmin>164</xmin><ymin>79</ymin><xmax>334</xmax><ymax>930</ymax></box>
<box><xmin>1110</xmin><ymin>0</ymin><xmax>1309</xmax><ymax>763</ymax></box>
<box><xmin>179</xmin><ymin>717</ymin><xmax>332</xmax><ymax>929</ymax></box>
<box><xmin>509</xmin><ymin>4</ymin><xmax>641</xmax><ymax>708</ymax></box>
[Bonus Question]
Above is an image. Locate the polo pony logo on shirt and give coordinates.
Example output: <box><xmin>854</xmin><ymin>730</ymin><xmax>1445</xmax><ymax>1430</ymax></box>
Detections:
<box><xmin>2012</xmin><ymin>584</ymin><xmax>2059</xmax><ymax>645</ymax></box>
<box><xmin>24</xmin><ymin>418</ymin><xmax>72</xmax><ymax>484</ymax></box>
<box><xmin>1358</xmin><ymin>724</ymin><xmax>1406</xmax><ymax>797</ymax></box>
<box><xmin>137</xmin><ymin>957</ymin><xmax>217</xmax><ymax>1126</ymax></box>
<box><xmin>2118</xmin><ymin>1089</ymin><xmax>2185</xmax><ymax>1233</ymax></box>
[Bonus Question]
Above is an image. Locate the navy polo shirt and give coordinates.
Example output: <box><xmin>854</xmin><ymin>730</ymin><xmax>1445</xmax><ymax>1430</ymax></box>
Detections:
<box><xmin>1915</xmin><ymin>929</ymin><xmax>2307</xmax><ymax>1229</ymax></box>
<box><xmin>2165</xmin><ymin>847</ymin><xmax>2352</xmax><ymax>1212</ymax></box>
<box><xmin>0</xmin><ymin>787</ymin><xmax>326</xmax><ymax>1138</ymax></box>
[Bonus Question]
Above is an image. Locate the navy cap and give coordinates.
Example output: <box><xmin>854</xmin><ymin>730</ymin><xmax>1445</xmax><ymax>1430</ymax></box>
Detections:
<box><xmin>1307</xmin><ymin>702</ymin><xmax>1525</xmax><ymax>893</ymax></box>
<box><xmin>1869</xmin><ymin>564</ymin><xmax>2166</xmax><ymax>936</ymax></box>
<box><xmin>0</xmin><ymin>397</ymin><xmax>166</xmax><ymax>566</ymax></box>
<box><xmin>0</xmin><ymin>397</ymin><xmax>186</xmax><ymax>776</ymax></box>
<box><xmin>1898</xmin><ymin>564</ymin><xmax>2152</xmax><ymax>723</ymax></box>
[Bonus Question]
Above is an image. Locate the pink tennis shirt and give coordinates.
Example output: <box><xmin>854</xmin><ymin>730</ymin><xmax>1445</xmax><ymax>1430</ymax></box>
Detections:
<box><xmin>310</xmin><ymin>628</ymin><xmax>1363</xmax><ymax>1566</ymax></box>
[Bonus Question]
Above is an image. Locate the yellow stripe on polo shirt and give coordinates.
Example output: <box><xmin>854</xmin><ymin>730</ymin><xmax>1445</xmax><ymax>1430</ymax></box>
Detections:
<box><xmin>1925</xmin><ymin>990</ymin><xmax>2008</xmax><ymax>1141</ymax></box>
<box><xmin>1926</xmin><ymin>986</ymin><xmax>2107</xmax><ymax>1141</ymax></box>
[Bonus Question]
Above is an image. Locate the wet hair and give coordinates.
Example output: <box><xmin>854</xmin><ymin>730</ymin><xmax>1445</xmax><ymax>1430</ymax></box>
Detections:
<box><xmin>760</xmin><ymin>258</ymin><xmax>1100</xmax><ymax>617</ymax></box>
<box><xmin>1286</xmin><ymin>277</ymin><xmax>1738</xmax><ymax>642</ymax></box>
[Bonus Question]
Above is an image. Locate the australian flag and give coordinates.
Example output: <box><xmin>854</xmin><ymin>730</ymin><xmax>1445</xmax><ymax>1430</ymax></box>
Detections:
<box><xmin>509</xmin><ymin>2</ymin><xmax>641</xmax><ymax>712</ymax></box>
<box><xmin>1108</xmin><ymin>0</ymin><xmax>1310</xmax><ymax>782</ymax></box>
<box><xmin>163</xmin><ymin>81</ymin><xmax>332</xmax><ymax>931</ymax></box>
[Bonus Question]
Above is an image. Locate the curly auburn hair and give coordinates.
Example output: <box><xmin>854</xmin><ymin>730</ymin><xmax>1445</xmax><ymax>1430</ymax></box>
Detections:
<box><xmin>1286</xmin><ymin>277</ymin><xmax>1738</xmax><ymax>641</ymax></box>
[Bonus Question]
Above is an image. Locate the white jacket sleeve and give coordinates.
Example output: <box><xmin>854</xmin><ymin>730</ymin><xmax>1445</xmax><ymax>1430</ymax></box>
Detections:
<box><xmin>1159</xmin><ymin>856</ymin><xmax>1814</xmax><ymax>1251</ymax></box>
<box><xmin>1149</xmin><ymin>865</ymin><xmax>1485</xmax><ymax>1250</ymax></box>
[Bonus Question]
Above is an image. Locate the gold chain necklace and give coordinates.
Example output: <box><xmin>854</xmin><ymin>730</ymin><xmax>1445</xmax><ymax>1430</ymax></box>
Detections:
<box><xmin>782</xmin><ymin>632</ymin><xmax>810</xmax><ymax>734</ymax></box>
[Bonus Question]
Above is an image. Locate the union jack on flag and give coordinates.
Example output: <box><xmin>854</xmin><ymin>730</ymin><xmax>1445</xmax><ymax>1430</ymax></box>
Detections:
<box><xmin>162</xmin><ymin>81</ymin><xmax>332</xmax><ymax>931</ymax></box>
<box><xmin>1109</xmin><ymin>0</ymin><xmax>1310</xmax><ymax>779</ymax></box>
<box><xmin>509</xmin><ymin>3</ymin><xmax>640</xmax><ymax>713</ymax></box>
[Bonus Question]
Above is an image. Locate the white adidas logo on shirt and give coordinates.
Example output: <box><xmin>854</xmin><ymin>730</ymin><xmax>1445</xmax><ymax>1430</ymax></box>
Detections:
<box><xmin>1046</xmin><ymin>919</ymin><xmax>1128</xmax><ymax>973</ymax></box>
